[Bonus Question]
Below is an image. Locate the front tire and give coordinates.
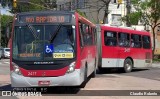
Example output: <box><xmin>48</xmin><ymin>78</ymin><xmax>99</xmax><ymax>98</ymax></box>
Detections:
<box><xmin>80</xmin><ymin>66</ymin><xmax>87</xmax><ymax>88</ymax></box>
<box><xmin>123</xmin><ymin>58</ymin><xmax>133</xmax><ymax>73</ymax></box>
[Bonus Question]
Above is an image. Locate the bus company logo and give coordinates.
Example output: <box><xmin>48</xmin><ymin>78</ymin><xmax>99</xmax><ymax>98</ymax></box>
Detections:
<box><xmin>2</xmin><ymin>91</ymin><xmax>12</xmax><ymax>96</ymax></box>
<box><xmin>34</xmin><ymin>62</ymin><xmax>54</xmax><ymax>64</ymax></box>
<box><xmin>124</xmin><ymin>48</ymin><xmax>130</xmax><ymax>52</ymax></box>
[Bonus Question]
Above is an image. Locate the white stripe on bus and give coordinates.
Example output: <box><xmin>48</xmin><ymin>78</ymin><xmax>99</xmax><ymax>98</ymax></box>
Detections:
<box><xmin>101</xmin><ymin>58</ymin><xmax>150</xmax><ymax>68</ymax></box>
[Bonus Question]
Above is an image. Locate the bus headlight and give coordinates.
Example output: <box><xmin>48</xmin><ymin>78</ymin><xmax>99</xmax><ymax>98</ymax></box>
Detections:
<box><xmin>67</xmin><ymin>62</ymin><xmax>76</xmax><ymax>73</ymax></box>
<box><xmin>12</xmin><ymin>62</ymin><xmax>22</xmax><ymax>75</ymax></box>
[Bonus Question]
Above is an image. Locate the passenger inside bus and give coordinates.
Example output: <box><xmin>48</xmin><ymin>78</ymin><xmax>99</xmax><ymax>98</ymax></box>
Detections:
<box><xmin>104</xmin><ymin>31</ymin><xmax>117</xmax><ymax>46</ymax></box>
<box><xmin>53</xmin><ymin>26</ymin><xmax>74</xmax><ymax>52</ymax></box>
<box><xmin>131</xmin><ymin>35</ymin><xmax>142</xmax><ymax>48</ymax></box>
<box><xmin>105</xmin><ymin>39</ymin><xmax>117</xmax><ymax>46</ymax></box>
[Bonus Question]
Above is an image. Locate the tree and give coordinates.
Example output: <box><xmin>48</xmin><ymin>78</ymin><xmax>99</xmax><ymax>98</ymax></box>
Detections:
<box><xmin>0</xmin><ymin>0</ymin><xmax>57</xmax><ymax>13</ymax></box>
<box><xmin>122</xmin><ymin>11</ymin><xmax>141</xmax><ymax>25</ymax></box>
<box><xmin>97</xmin><ymin>0</ymin><xmax>111</xmax><ymax>24</ymax></box>
<box><xmin>1</xmin><ymin>15</ymin><xmax>13</xmax><ymax>47</ymax></box>
<box><xmin>83</xmin><ymin>0</ymin><xmax>111</xmax><ymax>24</ymax></box>
<box><xmin>96</xmin><ymin>0</ymin><xmax>111</xmax><ymax>24</ymax></box>
<box><xmin>0</xmin><ymin>0</ymin><xmax>12</xmax><ymax>8</ymax></box>
<box><xmin>129</xmin><ymin>0</ymin><xmax>160</xmax><ymax>57</ymax></box>
<box><xmin>13</xmin><ymin>0</ymin><xmax>57</xmax><ymax>12</ymax></box>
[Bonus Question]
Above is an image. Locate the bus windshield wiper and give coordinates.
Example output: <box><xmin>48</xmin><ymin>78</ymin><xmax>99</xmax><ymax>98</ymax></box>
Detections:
<box><xmin>49</xmin><ymin>24</ymin><xmax>62</xmax><ymax>43</ymax></box>
<box><xmin>26</xmin><ymin>24</ymin><xmax>39</xmax><ymax>40</ymax></box>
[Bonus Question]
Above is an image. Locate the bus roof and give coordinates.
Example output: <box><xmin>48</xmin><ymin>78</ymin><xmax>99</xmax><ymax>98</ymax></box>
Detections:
<box><xmin>78</xmin><ymin>14</ymin><xmax>96</xmax><ymax>27</ymax></box>
<box><xmin>100</xmin><ymin>25</ymin><xmax>150</xmax><ymax>36</ymax></box>
<box><xmin>16</xmin><ymin>11</ymin><xmax>75</xmax><ymax>15</ymax></box>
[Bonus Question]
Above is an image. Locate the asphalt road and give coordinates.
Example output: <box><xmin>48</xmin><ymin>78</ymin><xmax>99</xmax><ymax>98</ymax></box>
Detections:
<box><xmin>0</xmin><ymin>59</ymin><xmax>160</xmax><ymax>81</ymax></box>
<box><xmin>0</xmin><ymin>59</ymin><xmax>10</xmax><ymax>75</ymax></box>
<box><xmin>0</xmin><ymin>59</ymin><xmax>160</xmax><ymax>98</ymax></box>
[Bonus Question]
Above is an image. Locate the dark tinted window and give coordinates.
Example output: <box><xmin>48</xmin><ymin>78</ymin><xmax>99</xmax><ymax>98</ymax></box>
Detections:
<box><xmin>131</xmin><ymin>34</ymin><xmax>142</xmax><ymax>48</ymax></box>
<box><xmin>142</xmin><ymin>36</ymin><xmax>151</xmax><ymax>49</ymax></box>
<box><xmin>118</xmin><ymin>33</ymin><xmax>130</xmax><ymax>47</ymax></box>
<box><xmin>79</xmin><ymin>22</ymin><xmax>94</xmax><ymax>46</ymax></box>
<box><xmin>104</xmin><ymin>31</ymin><xmax>117</xmax><ymax>46</ymax></box>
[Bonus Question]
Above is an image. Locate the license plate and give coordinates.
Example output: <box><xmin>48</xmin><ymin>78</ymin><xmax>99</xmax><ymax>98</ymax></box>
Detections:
<box><xmin>38</xmin><ymin>81</ymin><xmax>50</xmax><ymax>86</ymax></box>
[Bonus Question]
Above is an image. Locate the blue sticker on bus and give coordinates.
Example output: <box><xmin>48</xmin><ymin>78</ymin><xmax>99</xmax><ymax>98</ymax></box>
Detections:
<box><xmin>45</xmin><ymin>44</ymin><xmax>54</xmax><ymax>54</ymax></box>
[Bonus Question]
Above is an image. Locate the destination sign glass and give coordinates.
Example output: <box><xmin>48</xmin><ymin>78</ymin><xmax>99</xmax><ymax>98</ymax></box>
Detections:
<box><xmin>18</xmin><ymin>14</ymin><xmax>71</xmax><ymax>23</ymax></box>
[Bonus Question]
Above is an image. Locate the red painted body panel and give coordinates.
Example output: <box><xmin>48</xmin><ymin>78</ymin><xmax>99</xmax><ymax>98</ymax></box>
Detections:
<box><xmin>10</xmin><ymin>15</ymin><xmax>17</xmax><ymax>71</ymax></box>
<box><xmin>75</xmin><ymin>12</ymin><xmax>96</xmax><ymax>69</ymax></box>
<box><xmin>101</xmin><ymin>26</ymin><xmax>152</xmax><ymax>60</ymax></box>
<box><xmin>20</xmin><ymin>66</ymin><xmax>68</xmax><ymax>77</ymax></box>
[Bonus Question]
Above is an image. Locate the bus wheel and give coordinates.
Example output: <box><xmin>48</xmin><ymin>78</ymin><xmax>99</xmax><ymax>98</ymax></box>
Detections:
<box><xmin>80</xmin><ymin>66</ymin><xmax>87</xmax><ymax>88</ymax></box>
<box><xmin>97</xmin><ymin>66</ymin><xmax>102</xmax><ymax>73</ymax></box>
<box><xmin>123</xmin><ymin>58</ymin><xmax>133</xmax><ymax>73</ymax></box>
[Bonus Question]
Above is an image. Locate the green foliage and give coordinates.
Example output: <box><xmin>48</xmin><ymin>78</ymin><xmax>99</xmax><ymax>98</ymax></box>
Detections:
<box><xmin>76</xmin><ymin>9</ymin><xmax>87</xmax><ymax>18</ymax></box>
<box><xmin>130</xmin><ymin>0</ymin><xmax>160</xmax><ymax>57</ymax></box>
<box><xmin>76</xmin><ymin>9</ymin><xmax>97</xmax><ymax>23</ymax></box>
<box><xmin>122</xmin><ymin>12</ymin><xmax>141</xmax><ymax>25</ymax></box>
<box><xmin>153</xmin><ymin>58</ymin><xmax>160</xmax><ymax>63</ymax></box>
<box><xmin>11</xmin><ymin>0</ymin><xmax>57</xmax><ymax>13</ymax></box>
<box><xmin>14</xmin><ymin>0</ymin><xmax>45</xmax><ymax>12</ymax></box>
<box><xmin>131</xmin><ymin>0</ymin><xmax>160</xmax><ymax>26</ymax></box>
<box><xmin>1</xmin><ymin>15</ymin><xmax>13</xmax><ymax>47</ymax></box>
<box><xmin>1</xmin><ymin>15</ymin><xmax>13</xmax><ymax>28</ymax></box>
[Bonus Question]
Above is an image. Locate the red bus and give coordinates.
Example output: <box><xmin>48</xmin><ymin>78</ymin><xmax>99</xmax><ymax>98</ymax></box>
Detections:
<box><xmin>10</xmin><ymin>11</ymin><xmax>97</xmax><ymax>87</ymax></box>
<box><xmin>96</xmin><ymin>25</ymin><xmax>152</xmax><ymax>73</ymax></box>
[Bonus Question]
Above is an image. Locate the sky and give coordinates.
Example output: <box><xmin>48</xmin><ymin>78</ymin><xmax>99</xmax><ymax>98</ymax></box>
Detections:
<box><xmin>0</xmin><ymin>4</ymin><xmax>13</xmax><ymax>16</ymax></box>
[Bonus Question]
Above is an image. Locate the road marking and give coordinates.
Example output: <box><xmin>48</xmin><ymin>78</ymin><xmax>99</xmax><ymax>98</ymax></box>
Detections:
<box><xmin>0</xmin><ymin>62</ymin><xmax>10</xmax><ymax>65</ymax></box>
<box><xmin>4</xmin><ymin>62</ymin><xmax>10</xmax><ymax>64</ymax></box>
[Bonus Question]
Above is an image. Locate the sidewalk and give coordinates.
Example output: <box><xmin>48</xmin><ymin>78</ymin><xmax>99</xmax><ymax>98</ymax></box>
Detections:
<box><xmin>0</xmin><ymin>75</ymin><xmax>10</xmax><ymax>86</ymax></box>
<box><xmin>152</xmin><ymin>63</ymin><xmax>160</xmax><ymax>68</ymax></box>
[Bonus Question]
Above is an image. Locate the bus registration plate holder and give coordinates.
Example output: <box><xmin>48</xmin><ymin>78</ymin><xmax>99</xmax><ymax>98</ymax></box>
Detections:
<box><xmin>38</xmin><ymin>81</ymin><xmax>50</xmax><ymax>86</ymax></box>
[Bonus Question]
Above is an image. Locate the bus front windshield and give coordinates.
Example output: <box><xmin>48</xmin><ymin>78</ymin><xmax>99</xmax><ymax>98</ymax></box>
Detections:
<box><xmin>13</xmin><ymin>25</ymin><xmax>76</xmax><ymax>61</ymax></box>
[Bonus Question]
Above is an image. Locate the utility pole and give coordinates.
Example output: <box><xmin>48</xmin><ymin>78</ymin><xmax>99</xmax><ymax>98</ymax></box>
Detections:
<box><xmin>0</xmin><ymin>3</ymin><xmax>1</xmax><ymax>47</ymax></box>
<box><xmin>126</xmin><ymin>0</ymin><xmax>131</xmax><ymax>27</ymax></box>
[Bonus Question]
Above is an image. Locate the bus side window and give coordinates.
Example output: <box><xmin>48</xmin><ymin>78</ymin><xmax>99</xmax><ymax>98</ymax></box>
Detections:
<box><xmin>118</xmin><ymin>33</ymin><xmax>130</xmax><ymax>47</ymax></box>
<box><xmin>104</xmin><ymin>31</ymin><xmax>117</xmax><ymax>46</ymax></box>
<box><xmin>79</xmin><ymin>22</ymin><xmax>84</xmax><ymax>47</ymax></box>
<box><xmin>131</xmin><ymin>34</ymin><xmax>142</xmax><ymax>48</ymax></box>
<box><xmin>142</xmin><ymin>36</ymin><xmax>151</xmax><ymax>49</ymax></box>
<box><xmin>93</xmin><ymin>28</ymin><xmax>97</xmax><ymax>45</ymax></box>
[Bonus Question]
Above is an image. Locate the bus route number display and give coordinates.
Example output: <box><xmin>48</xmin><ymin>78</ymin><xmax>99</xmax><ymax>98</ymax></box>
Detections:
<box><xmin>19</xmin><ymin>15</ymin><xmax>70</xmax><ymax>23</ymax></box>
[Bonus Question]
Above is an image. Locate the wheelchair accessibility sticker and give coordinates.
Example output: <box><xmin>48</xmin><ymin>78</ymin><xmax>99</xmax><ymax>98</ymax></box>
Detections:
<box><xmin>45</xmin><ymin>44</ymin><xmax>54</xmax><ymax>54</ymax></box>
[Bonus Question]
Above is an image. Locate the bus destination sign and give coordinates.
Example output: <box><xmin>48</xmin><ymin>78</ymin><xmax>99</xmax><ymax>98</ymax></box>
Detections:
<box><xmin>19</xmin><ymin>15</ymin><xmax>71</xmax><ymax>23</ymax></box>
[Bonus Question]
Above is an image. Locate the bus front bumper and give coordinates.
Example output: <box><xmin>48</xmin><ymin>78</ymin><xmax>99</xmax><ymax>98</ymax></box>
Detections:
<box><xmin>11</xmin><ymin>69</ymin><xmax>83</xmax><ymax>87</ymax></box>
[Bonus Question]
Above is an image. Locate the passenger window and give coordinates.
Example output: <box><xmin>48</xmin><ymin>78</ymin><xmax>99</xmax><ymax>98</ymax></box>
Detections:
<box><xmin>79</xmin><ymin>22</ymin><xmax>84</xmax><ymax>47</ymax></box>
<box><xmin>79</xmin><ymin>22</ymin><xmax>94</xmax><ymax>46</ymax></box>
<box><xmin>142</xmin><ymin>36</ymin><xmax>151</xmax><ymax>49</ymax></box>
<box><xmin>104</xmin><ymin>31</ymin><xmax>117</xmax><ymax>46</ymax></box>
<box><xmin>131</xmin><ymin>34</ymin><xmax>142</xmax><ymax>48</ymax></box>
<box><xmin>118</xmin><ymin>33</ymin><xmax>130</xmax><ymax>47</ymax></box>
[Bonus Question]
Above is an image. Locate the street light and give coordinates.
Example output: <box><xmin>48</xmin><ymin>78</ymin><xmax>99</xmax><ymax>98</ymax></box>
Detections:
<box><xmin>118</xmin><ymin>0</ymin><xmax>123</xmax><ymax>4</ymax></box>
<box><xmin>13</xmin><ymin>0</ymin><xmax>17</xmax><ymax>8</ymax></box>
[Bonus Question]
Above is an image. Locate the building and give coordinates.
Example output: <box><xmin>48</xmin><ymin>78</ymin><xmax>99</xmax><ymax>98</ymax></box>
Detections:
<box><xmin>56</xmin><ymin>0</ymin><xmax>144</xmax><ymax>28</ymax></box>
<box><xmin>154</xmin><ymin>24</ymin><xmax>160</xmax><ymax>57</ymax></box>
